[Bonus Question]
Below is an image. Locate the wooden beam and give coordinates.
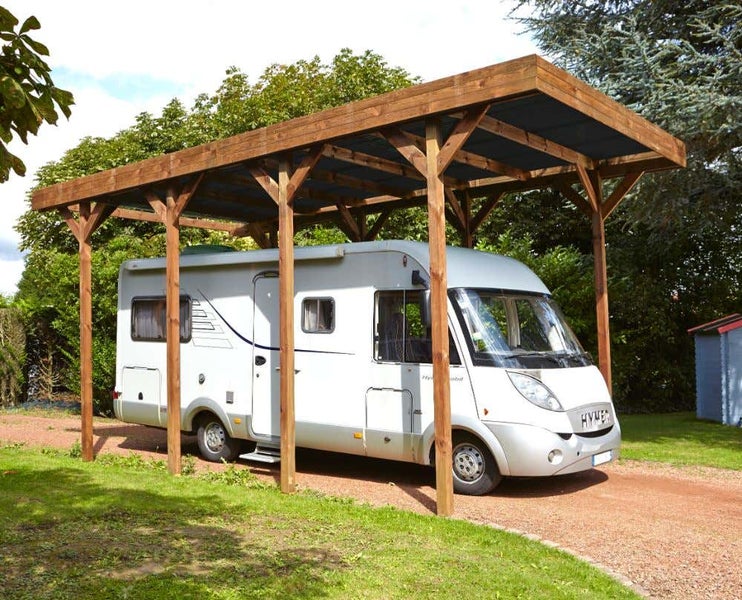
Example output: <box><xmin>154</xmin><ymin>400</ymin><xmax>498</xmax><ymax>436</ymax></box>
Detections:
<box><xmin>406</xmin><ymin>131</ymin><xmax>529</xmax><ymax>182</ymax></box>
<box><xmin>602</xmin><ymin>172</ymin><xmax>643</xmax><ymax>220</ymax></box>
<box><xmin>364</xmin><ymin>209</ymin><xmax>392</xmax><ymax>241</ymax></box>
<box><xmin>437</xmin><ymin>104</ymin><xmax>490</xmax><ymax>174</ymax></box>
<box><xmin>445</xmin><ymin>188</ymin><xmax>467</xmax><ymax>233</ymax></box>
<box><xmin>278</xmin><ymin>156</ymin><xmax>296</xmax><ymax>493</ymax></box>
<box><xmin>470</xmin><ymin>192</ymin><xmax>504</xmax><ymax>233</ymax></box>
<box><xmin>308</xmin><ymin>167</ymin><xmax>411</xmax><ymax>199</ymax></box>
<box><xmin>145</xmin><ymin>190</ymin><xmax>167</xmax><ymax>220</ymax></box>
<box><xmin>479</xmin><ymin>114</ymin><xmax>595</xmax><ymax>170</ymax></box>
<box><xmin>111</xmin><ymin>207</ymin><xmax>239</xmax><ymax>233</ymax></box>
<box><xmin>248</xmin><ymin>165</ymin><xmax>280</xmax><ymax>203</ymax></box>
<box><xmin>426</xmin><ymin>119</ymin><xmax>453</xmax><ymax>517</ymax></box>
<box><xmin>381</xmin><ymin>127</ymin><xmax>428</xmax><ymax>177</ymax></box>
<box><xmin>335</xmin><ymin>202</ymin><xmax>362</xmax><ymax>241</ymax></box>
<box><xmin>288</xmin><ymin>145</ymin><xmax>325</xmax><ymax>200</ymax></box>
<box><xmin>576</xmin><ymin>164</ymin><xmax>601</xmax><ymax>213</ymax></box>
<box><xmin>555</xmin><ymin>182</ymin><xmax>592</xmax><ymax>218</ymax></box>
<box><xmin>322</xmin><ymin>144</ymin><xmax>425</xmax><ymax>181</ymax></box>
<box><xmin>58</xmin><ymin>206</ymin><xmax>81</xmax><ymax>241</ymax></box>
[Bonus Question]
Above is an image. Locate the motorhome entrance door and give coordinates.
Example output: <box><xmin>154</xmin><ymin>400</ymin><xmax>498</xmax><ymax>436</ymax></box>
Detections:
<box><xmin>251</xmin><ymin>273</ymin><xmax>280</xmax><ymax>437</ymax></box>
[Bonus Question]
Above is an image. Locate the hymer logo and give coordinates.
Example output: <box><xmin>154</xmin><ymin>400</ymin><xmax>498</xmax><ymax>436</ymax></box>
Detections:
<box><xmin>581</xmin><ymin>409</ymin><xmax>610</xmax><ymax>430</ymax></box>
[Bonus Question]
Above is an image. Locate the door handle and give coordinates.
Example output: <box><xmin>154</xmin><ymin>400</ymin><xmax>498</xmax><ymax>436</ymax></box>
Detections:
<box><xmin>255</xmin><ymin>356</ymin><xmax>266</xmax><ymax>366</ymax></box>
<box><xmin>275</xmin><ymin>367</ymin><xmax>301</xmax><ymax>374</ymax></box>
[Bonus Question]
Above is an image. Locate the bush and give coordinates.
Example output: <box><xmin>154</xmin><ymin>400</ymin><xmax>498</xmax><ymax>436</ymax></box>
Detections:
<box><xmin>0</xmin><ymin>307</ymin><xmax>26</xmax><ymax>406</ymax></box>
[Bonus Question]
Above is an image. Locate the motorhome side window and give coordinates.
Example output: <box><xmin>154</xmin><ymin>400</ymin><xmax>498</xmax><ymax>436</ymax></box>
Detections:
<box><xmin>302</xmin><ymin>298</ymin><xmax>334</xmax><ymax>333</ymax></box>
<box><xmin>131</xmin><ymin>296</ymin><xmax>192</xmax><ymax>342</ymax></box>
<box><xmin>374</xmin><ymin>291</ymin><xmax>460</xmax><ymax>365</ymax></box>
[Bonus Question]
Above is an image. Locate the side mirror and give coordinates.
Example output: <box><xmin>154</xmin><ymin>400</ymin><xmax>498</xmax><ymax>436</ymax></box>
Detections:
<box><xmin>419</xmin><ymin>290</ymin><xmax>432</xmax><ymax>328</ymax></box>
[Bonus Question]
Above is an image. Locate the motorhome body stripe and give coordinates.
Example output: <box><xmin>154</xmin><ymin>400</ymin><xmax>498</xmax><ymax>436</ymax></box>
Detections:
<box><xmin>197</xmin><ymin>290</ymin><xmax>354</xmax><ymax>356</ymax></box>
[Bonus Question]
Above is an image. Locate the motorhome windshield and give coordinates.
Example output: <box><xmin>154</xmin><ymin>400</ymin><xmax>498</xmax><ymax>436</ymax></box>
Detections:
<box><xmin>451</xmin><ymin>288</ymin><xmax>591</xmax><ymax>369</ymax></box>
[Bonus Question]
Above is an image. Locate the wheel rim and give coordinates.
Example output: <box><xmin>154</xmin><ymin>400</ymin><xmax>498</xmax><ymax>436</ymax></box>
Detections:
<box><xmin>204</xmin><ymin>422</ymin><xmax>226</xmax><ymax>453</ymax></box>
<box><xmin>453</xmin><ymin>442</ymin><xmax>485</xmax><ymax>483</ymax></box>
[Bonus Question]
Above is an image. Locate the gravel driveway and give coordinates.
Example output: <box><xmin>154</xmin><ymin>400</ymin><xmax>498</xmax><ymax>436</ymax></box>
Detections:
<box><xmin>1</xmin><ymin>413</ymin><xmax>740</xmax><ymax>599</ymax></box>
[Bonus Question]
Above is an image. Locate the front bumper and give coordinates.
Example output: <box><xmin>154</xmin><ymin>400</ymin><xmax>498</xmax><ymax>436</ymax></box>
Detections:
<box><xmin>486</xmin><ymin>420</ymin><xmax>621</xmax><ymax>477</ymax></box>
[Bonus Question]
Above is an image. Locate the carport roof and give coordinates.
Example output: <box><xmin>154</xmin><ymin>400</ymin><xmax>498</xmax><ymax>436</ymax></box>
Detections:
<box><xmin>31</xmin><ymin>54</ymin><xmax>686</xmax><ymax>233</ymax></box>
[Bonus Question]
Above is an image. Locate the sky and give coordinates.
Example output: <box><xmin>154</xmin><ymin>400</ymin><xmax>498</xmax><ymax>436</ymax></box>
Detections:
<box><xmin>0</xmin><ymin>0</ymin><xmax>539</xmax><ymax>297</ymax></box>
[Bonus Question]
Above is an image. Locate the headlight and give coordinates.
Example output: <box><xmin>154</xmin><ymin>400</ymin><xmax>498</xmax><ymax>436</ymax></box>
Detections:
<box><xmin>507</xmin><ymin>371</ymin><xmax>563</xmax><ymax>411</ymax></box>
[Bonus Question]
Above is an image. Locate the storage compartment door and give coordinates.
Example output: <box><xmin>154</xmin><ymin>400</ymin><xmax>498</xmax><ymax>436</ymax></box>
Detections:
<box><xmin>120</xmin><ymin>367</ymin><xmax>162</xmax><ymax>426</ymax></box>
<box><xmin>365</xmin><ymin>388</ymin><xmax>413</xmax><ymax>461</ymax></box>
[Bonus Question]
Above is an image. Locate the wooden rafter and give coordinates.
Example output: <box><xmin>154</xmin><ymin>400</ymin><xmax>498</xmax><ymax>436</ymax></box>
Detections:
<box><xmin>470</xmin><ymin>192</ymin><xmax>504</xmax><ymax>233</ymax></box>
<box><xmin>364</xmin><ymin>209</ymin><xmax>393</xmax><ymax>241</ymax></box>
<box><xmin>247</xmin><ymin>165</ymin><xmax>280</xmax><ymax>203</ymax></box>
<box><xmin>479</xmin><ymin>115</ymin><xmax>595</xmax><ymax>170</ymax></box>
<box><xmin>437</xmin><ymin>104</ymin><xmax>490</xmax><ymax>174</ymax></box>
<box><xmin>111</xmin><ymin>207</ymin><xmax>240</xmax><ymax>233</ymax></box>
<box><xmin>406</xmin><ymin>131</ymin><xmax>528</xmax><ymax>182</ymax></box>
<box><xmin>322</xmin><ymin>144</ymin><xmax>425</xmax><ymax>181</ymax></box>
<box><xmin>335</xmin><ymin>202</ymin><xmax>362</xmax><ymax>241</ymax></box>
<box><xmin>445</xmin><ymin>188</ymin><xmax>468</xmax><ymax>232</ymax></box>
<box><xmin>602</xmin><ymin>172</ymin><xmax>643</xmax><ymax>219</ymax></box>
<box><xmin>576</xmin><ymin>164</ymin><xmax>601</xmax><ymax>213</ymax></box>
<box><xmin>380</xmin><ymin>127</ymin><xmax>428</xmax><ymax>177</ymax></box>
<box><xmin>308</xmin><ymin>166</ymin><xmax>411</xmax><ymax>199</ymax></box>
<box><xmin>288</xmin><ymin>145</ymin><xmax>325</xmax><ymax>201</ymax></box>
<box><xmin>555</xmin><ymin>182</ymin><xmax>592</xmax><ymax>218</ymax></box>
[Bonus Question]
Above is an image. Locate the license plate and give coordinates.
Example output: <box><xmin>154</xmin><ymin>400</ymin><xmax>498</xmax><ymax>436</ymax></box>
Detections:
<box><xmin>592</xmin><ymin>450</ymin><xmax>612</xmax><ymax>466</ymax></box>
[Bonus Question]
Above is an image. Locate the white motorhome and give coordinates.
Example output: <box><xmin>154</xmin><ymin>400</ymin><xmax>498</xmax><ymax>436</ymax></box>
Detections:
<box><xmin>114</xmin><ymin>240</ymin><xmax>620</xmax><ymax>495</ymax></box>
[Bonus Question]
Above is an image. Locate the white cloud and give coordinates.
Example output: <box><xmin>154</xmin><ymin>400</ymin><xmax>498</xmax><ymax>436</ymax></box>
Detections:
<box><xmin>0</xmin><ymin>0</ymin><xmax>538</xmax><ymax>296</ymax></box>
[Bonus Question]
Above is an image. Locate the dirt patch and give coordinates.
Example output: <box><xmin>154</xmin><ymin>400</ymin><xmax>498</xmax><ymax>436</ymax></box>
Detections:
<box><xmin>1</xmin><ymin>413</ymin><xmax>740</xmax><ymax>599</ymax></box>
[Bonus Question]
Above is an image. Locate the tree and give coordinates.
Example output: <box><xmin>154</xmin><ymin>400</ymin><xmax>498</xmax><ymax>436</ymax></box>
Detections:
<box><xmin>15</xmin><ymin>49</ymin><xmax>416</xmax><ymax>410</ymax></box>
<box><xmin>514</xmin><ymin>0</ymin><xmax>741</xmax><ymax>411</ymax></box>
<box><xmin>0</xmin><ymin>6</ymin><xmax>73</xmax><ymax>182</ymax></box>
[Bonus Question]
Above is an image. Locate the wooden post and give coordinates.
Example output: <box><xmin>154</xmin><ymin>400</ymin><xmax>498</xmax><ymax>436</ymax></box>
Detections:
<box><xmin>165</xmin><ymin>189</ymin><xmax>182</xmax><ymax>474</ymax></box>
<box><xmin>575</xmin><ymin>167</ymin><xmax>613</xmax><ymax>393</ymax></box>
<box><xmin>592</xmin><ymin>209</ymin><xmax>612</xmax><ymax>394</ymax></box>
<box><xmin>59</xmin><ymin>201</ymin><xmax>114</xmax><ymax>462</ymax></box>
<box><xmin>426</xmin><ymin>119</ymin><xmax>454</xmax><ymax>516</ymax></box>
<box><xmin>278</xmin><ymin>156</ymin><xmax>297</xmax><ymax>493</ymax></box>
<box><xmin>78</xmin><ymin>203</ymin><xmax>94</xmax><ymax>461</ymax></box>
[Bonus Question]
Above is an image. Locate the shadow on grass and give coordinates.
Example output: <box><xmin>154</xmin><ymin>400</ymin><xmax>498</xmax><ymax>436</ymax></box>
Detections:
<box><xmin>1</xmin><ymin>463</ymin><xmax>345</xmax><ymax>599</ymax></box>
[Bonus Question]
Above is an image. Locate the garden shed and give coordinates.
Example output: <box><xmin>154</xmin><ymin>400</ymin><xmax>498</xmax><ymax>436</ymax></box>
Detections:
<box><xmin>688</xmin><ymin>314</ymin><xmax>742</xmax><ymax>427</ymax></box>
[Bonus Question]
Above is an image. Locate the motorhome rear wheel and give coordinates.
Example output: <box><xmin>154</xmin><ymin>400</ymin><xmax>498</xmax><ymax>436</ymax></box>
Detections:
<box><xmin>196</xmin><ymin>415</ymin><xmax>242</xmax><ymax>462</ymax></box>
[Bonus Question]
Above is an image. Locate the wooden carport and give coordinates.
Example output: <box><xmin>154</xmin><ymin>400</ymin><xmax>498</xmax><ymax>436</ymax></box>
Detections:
<box><xmin>31</xmin><ymin>55</ymin><xmax>685</xmax><ymax>516</ymax></box>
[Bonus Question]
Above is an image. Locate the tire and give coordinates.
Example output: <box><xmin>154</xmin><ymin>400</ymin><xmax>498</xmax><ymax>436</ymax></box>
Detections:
<box><xmin>451</xmin><ymin>433</ymin><xmax>502</xmax><ymax>496</ymax></box>
<box><xmin>196</xmin><ymin>414</ymin><xmax>242</xmax><ymax>462</ymax></box>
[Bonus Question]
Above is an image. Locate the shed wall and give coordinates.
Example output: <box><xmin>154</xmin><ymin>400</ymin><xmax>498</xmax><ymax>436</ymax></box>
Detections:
<box><xmin>723</xmin><ymin>328</ymin><xmax>742</xmax><ymax>426</ymax></box>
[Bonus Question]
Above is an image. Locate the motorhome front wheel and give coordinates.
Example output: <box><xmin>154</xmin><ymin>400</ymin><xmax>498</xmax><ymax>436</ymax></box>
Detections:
<box><xmin>196</xmin><ymin>415</ymin><xmax>242</xmax><ymax>462</ymax></box>
<box><xmin>451</xmin><ymin>433</ymin><xmax>501</xmax><ymax>496</ymax></box>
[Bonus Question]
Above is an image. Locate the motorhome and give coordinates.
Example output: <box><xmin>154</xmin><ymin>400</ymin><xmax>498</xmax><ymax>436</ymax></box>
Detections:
<box><xmin>114</xmin><ymin>240</ymin><xmax>620</xmax><ymax>495</ymax></box>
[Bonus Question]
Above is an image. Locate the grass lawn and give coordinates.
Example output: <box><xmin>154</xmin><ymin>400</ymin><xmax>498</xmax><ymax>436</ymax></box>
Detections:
<box><xmin>0</xmin><ymin>445</ymin><xmax>639</xmax><ymax>600</ymax></box>
<box><xmin>619</xmin><ymin>412</ymin><xmax>742</xmax><ymax>470</ymax></box>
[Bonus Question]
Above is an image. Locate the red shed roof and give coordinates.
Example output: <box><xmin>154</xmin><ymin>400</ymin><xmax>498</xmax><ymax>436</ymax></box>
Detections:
<box><xmin>688</xmin><ymin>314</ymin><xmax>742</xmax><ymax>335</ymax></box>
